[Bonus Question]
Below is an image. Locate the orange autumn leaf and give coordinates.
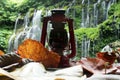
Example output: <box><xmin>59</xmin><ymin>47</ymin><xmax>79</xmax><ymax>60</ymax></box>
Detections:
<box><xmin>17</xmin><ymin>39</ymin><xmax>60</xmax><ymax>68</ymax></box>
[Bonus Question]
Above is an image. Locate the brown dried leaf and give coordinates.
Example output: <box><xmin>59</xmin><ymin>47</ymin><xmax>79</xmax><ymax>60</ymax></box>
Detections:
<box><xmin>17</xmin><ymin>39</ymin><xmax>60</xmax><ymax>68</ymax></box>
<box><xmin>77</xmin><ymin>58</ymin><xmax>117</xmax><ymax>74</ymax></box>
<box><xmin>96</xmin><ymin>52</ymin><xmax>117</xmax><ymax>64</ymax></box>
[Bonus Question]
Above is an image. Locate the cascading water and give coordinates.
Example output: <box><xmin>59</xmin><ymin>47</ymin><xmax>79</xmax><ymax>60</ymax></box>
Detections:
<box><xmin>26</xmin><ymin>10</ymin><xmax>42</xmax><ymax>41</ymax></box>
<box><xmin>111</xmin><ymin>0</ymin><xmax>117</xmax><ymax>4</ymax></box>
<box><xmin>81</xmin><ymin>34</ymin><xmax>90</xmax><ymax>57</ymax></box>
<box><xmin>81</xmin><ymin>0</ymin><xmax>91</xmax><ymax>27</ymax></box>
<box><xmin>14</xmin><ymin>12</ymin><xmax>30</xmax><ymax>50</ymax></box>
<box><xmin>93</xmin><ymin>3</ymin><xmax>98</xmax><ymax>26</ymax></box>
<box><xmin>13</xmin><ymin>10</ymin><xmax>43</xmax><ymax>51</ymax></box>
<box><xmin>80</xmin><ymin>0</ymin><xmax>116</xmax><ymax>57</ymax></box>
<box><xmin>81</xmin><ymin>8</ymin><xmax>85</xmax><ymax>27</ymax></box>
<box><xmin>106</xmin><ymin>0</ymin><xmax>112</xmax><ymax>19</ymax></box>
<box><xmin>97</xmin><ymin>0</ymin><xmax>101</xmax><ymax>3</ymax></box>
<box><xmin>85</xmin><ymin>11</ymin><xmax>90</xmax><ymax>27</ymax></box>
<box><xmin>81</xmin><ymin>0</ymin><xmax>116</xmax><ymax>28</ymax></box>
<box><xmin>7</xmin><ymin>14</ymin><xmax>21</xmax><ymax>53</ymax></box>
<box><xmin>65</xmin><ymin>0</ymin><xmax>76</xmax><ymax>18</ymax></box>
<box><xmin>102</xmin><ymin>1</ymin><xmax>106</xmax><ymax>20</ymax></box>
<box><xmin>85</xmin><ymin>0</ymin><xmax>90</xmax><ymax>27</ymax></box>
<box><xmin>24</xmin><ymin>12</ymin><xmax>30</xmax><ymax>30</ymax></box>
<box><xmin>81</xmin><ymin>0</ymin><xmax>85</xmax><ymax>27</ymax></box>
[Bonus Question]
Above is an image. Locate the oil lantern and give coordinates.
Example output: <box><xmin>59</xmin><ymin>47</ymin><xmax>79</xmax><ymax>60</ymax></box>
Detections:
<box><xmin>41</xmin><ymin>9</ymin><xmax>76</xmax><ymax>67</ymax></box>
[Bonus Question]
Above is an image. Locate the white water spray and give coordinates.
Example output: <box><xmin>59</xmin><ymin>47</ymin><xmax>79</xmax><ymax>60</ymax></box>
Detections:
<box><xmin>14</xmin><ymin>12</ymin><xmax>30</xmax><ymax>50</ymax></box>
<box><xmin>7</xmin><ymin>14</ymin><xmax>21</xmax><ymax>53</ymax></box>
<box><xmin>26</xmin><ymin>10</ymin><xmax>42</xmax><ymax>41</ymax></box>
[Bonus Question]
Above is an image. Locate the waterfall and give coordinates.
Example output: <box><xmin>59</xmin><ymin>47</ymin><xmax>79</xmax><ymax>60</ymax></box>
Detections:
<box><xmin>14</xmin><ymin>32</ymin><xmax>26</xmax><ymax>50</ymax></box>
<box><xmin>102</xmin><ymin>1</ymin><xmax>106</xmax><ymax>20</ymax></box>
<box><xmin>81</xmin><ymin>0</ymin><xmax>85</xmax><ymax>27</ymax></box>
<box><xmin>85</xmin><ymin>12</ymin><xmax>90</xmax><ymax>27</ymax></box>
<box><xmin>8</xmin><ymin>10</ymin><xmax>42</xmax><ymax>52</ymax></box>
<box><xmin>7</xmin><ymin>34</ymin><xmax>16</xmax><ymax>53</ymax></box>
<box><xmin>81</xmin><ymin>0</ymin><xmax>115</xmax><ymax>28</ymax></box>
<box><xmin>13</xmin><ymin>14</ymin><xmax>21</xmax><ymax>34</ymax></box>
<box><xmin>26</xmin><ymin>10</ymin><xmax>42</xmax><ymax>41</ymax></box>
<box><xmin>65</xmin><ymin>0</ymin><xmax>76</xmax><ymax>18</ymax></box>
<box><xmin>32</xmin><ymin>10</ymin><xmax>41</xmax><ymax>27</ymax></box>
<box><xmin>102</xmin><ymin>0</ymin><xmax>113</xmax><ymax>20</ymax></box>
<box><xmin>81</xmin><ymin>8</ymin><xmax>85</xmax><ymax>27</ymax></box>
<box><xmin>81</xmin><ymin>35</ymin><xmax>90</xmax><ymax>57</ymax></box>
<box><xmin>86</xmin><ymin>0</ymin><xmax>90</xmax><ymax>27</ymax></box>
<box><xmin>112</xmin><ymin>0</ymin><xmax>117</xmax><ymax>4</ymax></box>
<box><xmin>107</xmin><ymin>1</ymin><xmax>112</xmax><ymax>19</ymax></box>
<box><xmin>93</xmin><ymin>3</ymin><xmax>98</xmax><ymax>26</ymax></box>
<box><xmin>82</xmin><ymin>0</ymin><xmax>85</xmax><ymax>4</ymax></box>
<box><xmin>24</xmin><ymin>12</ymin><xmax>30</xmax><ymax>29</ymax></box>
<box><xmin>97</xmin><ymin>0</ymin><xmax>101</xmax><ymax>3</ymax></box>
<box><xmin>13</xmin><ymin>10</ymin><xmax>43</xmax><ymax>50</ymax></box>
<box><xmin>14</xmin><ymin>12</ymin><xmax>30</xmax><ymax>50</ymax></box>
<box><xmin>87</xmin><ymin>0</ymin><xmax>90</xmax><ymax>7</ymax></box>
<box><xmin>81</xmin><ymin>0</ymin><xmax>90</xmax><ymax>27</ymax></box>
<box><xmin>7</xmin><ymin>14</ymin><xmax>21</xmax><ymax>53</ymax></box>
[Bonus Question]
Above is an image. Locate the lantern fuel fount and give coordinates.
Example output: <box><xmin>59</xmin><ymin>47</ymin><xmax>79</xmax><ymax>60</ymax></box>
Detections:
<box><xmin>41</xmin><ymin>9</ymin><xmax>76</xmax><ymax>67</ymax></box>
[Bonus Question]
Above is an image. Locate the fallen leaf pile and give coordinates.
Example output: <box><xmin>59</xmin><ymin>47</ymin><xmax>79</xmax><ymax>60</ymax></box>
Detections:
<box><xmin>77</xmin><ymin>51</ymin><xmax>119</xmax><ymax>74</ymax></box>
<box><xmin>77</xmin><ymin>58</ymin><xmax>117</xmax><ymax>74</ymax></box>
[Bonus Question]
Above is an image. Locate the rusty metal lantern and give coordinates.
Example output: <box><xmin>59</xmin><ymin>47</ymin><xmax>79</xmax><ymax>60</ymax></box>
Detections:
<box><xmin>41</xmin><ymin>9</ymin><xmax>76</xmax><ymax>67</ymax></box>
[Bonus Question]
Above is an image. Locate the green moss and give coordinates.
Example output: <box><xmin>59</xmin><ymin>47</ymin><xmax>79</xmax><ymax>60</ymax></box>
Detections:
<box><xmin>75</xmin><ymin>27</ymin><xmax>99</xmax><ymax>41</ymax></box>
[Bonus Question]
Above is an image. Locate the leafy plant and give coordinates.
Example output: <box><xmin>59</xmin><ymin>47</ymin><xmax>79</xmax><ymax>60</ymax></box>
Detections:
<box><xmin>0</xmin><ymin>26</ymin><xmax>12</xmax><ymax>52</ymax></box>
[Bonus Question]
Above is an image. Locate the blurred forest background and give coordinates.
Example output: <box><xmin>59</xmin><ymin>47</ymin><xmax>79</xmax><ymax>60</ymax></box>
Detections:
<box><xmin>0</xmin><ymin>0</ymin><xmax>120</xmax><ymax>59</ymax></box>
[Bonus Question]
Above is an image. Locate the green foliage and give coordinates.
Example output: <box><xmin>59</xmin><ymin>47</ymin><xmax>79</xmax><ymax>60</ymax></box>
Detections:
<box><xmin>74</xmin><ymin>27</ymin><xmax>100</xmax><ymax>57</ymax></box>
<box><xmin>0</xmin><ymin>0</ymin><xmax>18</xmax><ymax>26</ymax></box>
<box><xmin>75</xmin><ymin>27</ymin><xmax>99</xmax><ymax>41</ymax></box>
<box><xmin>94</xmin><ymin>3</ymin><xmax>120</xmax><ymax>54</ymax></box>
<box><xmin>98</xmin><ymin>3</ymin><xmax>120</xmax><ymax>39</ymax></box>
<box><xmin>0</xmin><ymin>26</ymin><xmax>12</xmax><ymax>52</ymax></box>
